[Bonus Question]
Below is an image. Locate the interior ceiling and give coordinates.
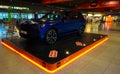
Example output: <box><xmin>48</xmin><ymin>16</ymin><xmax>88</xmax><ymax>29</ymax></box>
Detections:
<box><xmin>15</xmin><ymin>0</ymin><xmax>96</xmax><ymax>8</ymax></box>
<box><xmin>1</xmin><ymin>0</ymin><xmax>120</xmax><ymax>13</ymax></box>
<box><xmin>1</xmin><ymin>0</ymin><xmax>94</xmax><ymax>9</ymax></box>
<box><xmin>20</xmin><ymin>0</ymin><xmax>120</xmax><ymax>12</ymax></box>
<box><xmin>1</xmin><ymin>0</ymin><xmax>98</xmax><ymax>12</ymax></box>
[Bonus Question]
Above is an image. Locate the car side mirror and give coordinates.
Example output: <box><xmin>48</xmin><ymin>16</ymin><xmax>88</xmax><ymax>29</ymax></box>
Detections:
<box><xmin>61</xmin><ymin>17</ymin><xmax>64</xmax><ymax>21</ymax></box>
<box><xmin>61</xmin><ymin>15</ymin><xmax>67</xmax><ymax>22</ymax></box>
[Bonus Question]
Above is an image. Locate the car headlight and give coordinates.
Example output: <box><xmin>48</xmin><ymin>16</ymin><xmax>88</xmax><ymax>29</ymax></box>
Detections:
<box><xmin>40</xmin><ymin>24</ymin><xmax>45</xmax><ymax>27</ymax></box>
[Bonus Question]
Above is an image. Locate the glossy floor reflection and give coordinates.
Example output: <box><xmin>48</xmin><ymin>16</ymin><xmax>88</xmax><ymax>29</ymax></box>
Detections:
<box><xmin>0</xmin><ymin>23</ymin><xmax>8</xmax><ymax>39</ymax></box>
<box><xmin>0</xmin><ymin>22</ymin><xmax>120</xmax><ymax>74</ymax></box>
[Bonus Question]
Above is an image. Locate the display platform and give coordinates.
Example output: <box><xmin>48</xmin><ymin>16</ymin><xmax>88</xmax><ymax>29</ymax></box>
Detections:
<box><xmin>1</xmin><ymin>33</ymin><xmax>108</xmax><ymax>73</ymax></box>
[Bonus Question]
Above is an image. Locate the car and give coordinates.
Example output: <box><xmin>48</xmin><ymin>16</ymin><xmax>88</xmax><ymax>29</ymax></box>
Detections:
<box><xmin>19</xmin><ymin>11</ymin><xmax>86</xmax><ymax>44</ymax></box>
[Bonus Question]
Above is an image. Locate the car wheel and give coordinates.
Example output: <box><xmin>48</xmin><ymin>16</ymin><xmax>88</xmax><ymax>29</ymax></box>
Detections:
<box><xmin>78</xmin><ymin>25</ymin><xmax>85</xmax><ymax>35</ymax></box>
<box><xmin>45</xmin><ymin>29</ymin><xmax>57</xmax><ymax>44</ymax></box>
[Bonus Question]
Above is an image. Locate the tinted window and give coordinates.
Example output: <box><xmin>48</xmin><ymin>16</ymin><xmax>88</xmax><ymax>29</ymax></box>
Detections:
<box><xmin>63</xmin><ymin>11</ymin><xmax>84</xmax><ymax>20</ymax></box>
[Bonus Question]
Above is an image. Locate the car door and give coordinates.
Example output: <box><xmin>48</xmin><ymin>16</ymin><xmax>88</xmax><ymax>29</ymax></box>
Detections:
<box><xmin>68</xmin><ymin>12</ymin><xmax>85</xmax><ymax>31</ymax></box>
<box><xmin>56</xmin><ymin>15</ymin><xmax>73</xmax><ymax>35</ymax></box>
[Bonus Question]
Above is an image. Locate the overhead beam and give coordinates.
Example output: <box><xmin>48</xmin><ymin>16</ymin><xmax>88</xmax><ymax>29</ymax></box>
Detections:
<box><xmin>76</xmin><ymin>0</ymin><xmax>120</xmax><ymax>9</ymax></box>
<box><xmin>42</xmin><ymin>0</ymin><xmax>72</xmax><ymax>4</ymax></box>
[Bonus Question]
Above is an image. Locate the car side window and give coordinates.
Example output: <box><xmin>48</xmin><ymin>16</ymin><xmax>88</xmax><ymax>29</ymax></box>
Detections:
<box><xmin>62</xmin><ymin>15</ymin><xmax>69</xmax><ymax>20</ymax></box>
<box><xmin>69</xmin><ymin>12</ymin><xmax>85</xmax><ymax>20</ymax></box>
<box><xmin>62</xmin><ymin>11</ymin><xmax>79</xmax><ymax>20</ymax></box>
<box><xmin>68</xmin><ymin>12</ymin><xmax>79</xmax><ymax>20</ymax></box>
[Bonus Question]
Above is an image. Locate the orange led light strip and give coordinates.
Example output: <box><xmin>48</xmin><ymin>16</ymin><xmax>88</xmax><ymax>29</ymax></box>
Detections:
<box><xmin>1</xmin><ymin>37</ymin><xmax>108</xmax><ymax>73</ymax></box>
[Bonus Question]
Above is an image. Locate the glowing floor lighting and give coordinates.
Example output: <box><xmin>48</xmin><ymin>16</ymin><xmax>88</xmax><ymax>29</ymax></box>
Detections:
<box><xmin>1</xmin><ymin>37</ymin><xmax>108</xmax><ymax>73</ymax></box>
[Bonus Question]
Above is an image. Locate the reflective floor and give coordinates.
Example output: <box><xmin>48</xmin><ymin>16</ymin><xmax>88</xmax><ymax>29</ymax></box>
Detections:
<box><xmin>0</xmin><ymin>22</ymin><xmax>120</xmax><ymax>74</ymax></box>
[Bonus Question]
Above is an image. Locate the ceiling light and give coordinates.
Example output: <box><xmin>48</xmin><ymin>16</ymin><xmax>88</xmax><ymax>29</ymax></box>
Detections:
<box><xmin>103</xmin><ymin>1</ymin><xmax>119</xmax><ymax>5</ymax></box>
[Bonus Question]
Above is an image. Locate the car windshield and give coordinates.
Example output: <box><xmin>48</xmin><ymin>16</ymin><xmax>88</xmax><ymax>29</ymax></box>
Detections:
<box><xmin>41</xmin><ymin>13</ymin><xmax>60</xmax><ymax>21</ymax></box>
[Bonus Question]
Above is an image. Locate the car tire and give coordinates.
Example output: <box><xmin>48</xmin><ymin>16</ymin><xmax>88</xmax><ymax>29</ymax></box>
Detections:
<box><xmin>78</xmin><ymin>25</ymin><xmax>85</xmax><ymax>35</ymax></box>
<box><xmin>45</xmin><ymin>29</ymin><xmax>57</xmax><ymax>44</ymax></box>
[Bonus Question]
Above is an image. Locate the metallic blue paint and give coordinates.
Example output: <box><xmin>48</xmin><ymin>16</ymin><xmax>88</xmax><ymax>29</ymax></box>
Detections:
<box><xmin>19</xmin><ymin>12</ymin><xmax>86</xmax><ymax>42</ymax></box>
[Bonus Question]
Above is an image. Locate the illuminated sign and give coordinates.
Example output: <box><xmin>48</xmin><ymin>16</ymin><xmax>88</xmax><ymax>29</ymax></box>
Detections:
<box><xmin>0</xmin><ymin>5</ymin><xmax>29</xmax><ymax>10</ymax></box>
<box><xmin>49</xmin><ymin>50</ymin><xmax>58</xmax><ymax>58</ymax></box>
<box><xmin>13</xmin><ymin>6</ymin><xmax>29</xmax><ymax>10</ymax></box>
<box><xmin>0</xmin><ymin>5</ymin><xmax>9</xmax><ymax>9</ymax></box>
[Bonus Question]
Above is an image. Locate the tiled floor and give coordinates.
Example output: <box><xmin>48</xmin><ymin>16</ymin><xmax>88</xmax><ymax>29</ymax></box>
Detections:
<box><xmin>0</xmin><ymin>22</ymin><xmax>120</xmax><ymax>74</ymax></box>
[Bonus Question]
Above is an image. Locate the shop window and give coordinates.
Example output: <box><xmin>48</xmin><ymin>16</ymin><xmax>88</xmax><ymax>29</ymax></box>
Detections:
<box><xmin>11</xmin><ymin>13</ymin><xmax>20</xmax><ymax>19</ymax></box>
<box><xmin>38</xmin><ymin>14</ymin><xmax>45</xmax><ymax>18</ymax></box>
<box><xmin>0</xmin><ymin>12</ymin><xmax>3</xmax><ymax>19</ymax></box>
<box><xmin>28</xmin><ymin>13</ymin><xmax>34</xmax><ymax>19</ymax></box>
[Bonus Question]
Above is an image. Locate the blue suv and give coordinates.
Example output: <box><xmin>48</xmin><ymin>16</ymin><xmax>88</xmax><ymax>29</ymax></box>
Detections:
<box><xmin>19</xmin><ymin>11</ymin><xmax>86</xmax><ymax>44</ymax></box>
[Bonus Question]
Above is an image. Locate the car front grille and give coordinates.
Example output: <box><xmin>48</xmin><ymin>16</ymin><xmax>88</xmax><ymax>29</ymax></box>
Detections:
<box><xmin>20</xmin><ymin>23</ymin><xmax>40</xmax><ymax>38</ymax></box>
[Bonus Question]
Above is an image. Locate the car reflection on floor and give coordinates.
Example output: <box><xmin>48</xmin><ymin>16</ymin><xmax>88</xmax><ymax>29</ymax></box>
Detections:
<box><xmin>85</xmin><ymin>21</ymin><xmax>114</xmax><ymax>34</ymax></box>
<box><xmin>85</xmin><ymin>22</ymin><xmax>105</xmax><ymax>34</ymax></box>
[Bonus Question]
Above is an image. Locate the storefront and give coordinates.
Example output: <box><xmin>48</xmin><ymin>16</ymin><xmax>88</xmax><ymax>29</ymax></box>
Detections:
<box><xmin>0</xmin><ymin>5</ymin><xmax>45</xmax><ymax>23</ymax></box>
